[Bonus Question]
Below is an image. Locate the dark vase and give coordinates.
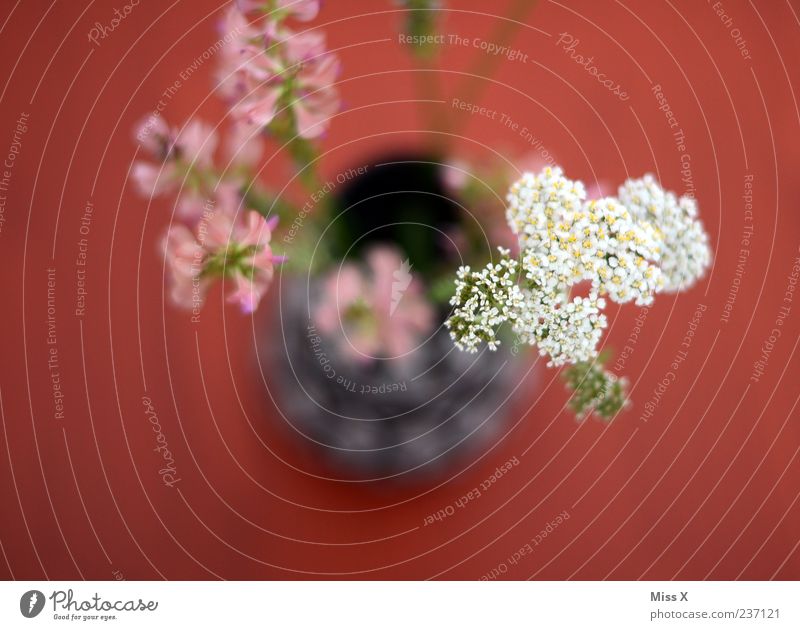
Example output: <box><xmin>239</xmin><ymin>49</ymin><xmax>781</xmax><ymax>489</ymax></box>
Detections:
<box><xmin>266</xmin><ymin>155</ymin><xmax>524</xmax><ymax>480</ymax></box>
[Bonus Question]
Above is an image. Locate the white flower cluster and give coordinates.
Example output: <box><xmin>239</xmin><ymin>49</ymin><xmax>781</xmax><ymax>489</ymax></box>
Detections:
<box><xmin>520</xmin><ymin>197</ymin><xmax>663</xmax><ymax>306</ymax></box>
<box><xmin>616</xmin><ymin>175</ymin><xmax>711</xmax><ymax>292</ymax></box>
<box><xmin>445</xmin><ymin>249</ymin><xmax>523</xmax><ymax>352</ymax></box>
<box><xmin>506</xmin><ymin>167</ymin><xmax>586</xmax><ymax>251</ymax></box>
<box><xmin>513</xmin><ymin>289</ymin><xmax>607</xmax><ymax>367</ymax></box>
<box><xmin>447</xmin><ymin>167</ymin><xmax>711</xmax><ymax>370</ymax></box>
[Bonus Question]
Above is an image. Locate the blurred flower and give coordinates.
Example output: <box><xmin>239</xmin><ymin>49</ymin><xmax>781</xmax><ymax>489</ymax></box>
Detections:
<box><xmin>616</xmin><ymin>175</ymin><xmax>711</xmax><ymax>292</ymax></box>
<box><xmin>287</xmin><ymin>33</ymin><xmax>341</xmax><ymax>138</ymax></box>
<box><xmin>225</xmin><ymin>121</ymin><xmax>265</xmax><ymax>168</ymax></box>
<box><xmin>217</xmin><ymin>3</ymin><xmax>340</xmax><ymax>138</ymax></box>
<box><xmin>562</xmin><ymin>354</ymin><xmax>629</xmax><ymax>420</ymax></box>
<box><xmin>163</xmin><ymin>223</ymin><xmax>208</xmax><ymax>310</ymax></box>
<box><xmin>131</xmin><ymin>117</ymin><xmax>218</xmax><ymax>198</ymax></box>
<box><xmin>162</xmin><ymin>202</ymin><xmax>283</xmax><ymax>313</ymax></box>
<box><xmin>314</xmin><ymin>246</ymin><xmax>434</xmax><ymax>361</ymax></box>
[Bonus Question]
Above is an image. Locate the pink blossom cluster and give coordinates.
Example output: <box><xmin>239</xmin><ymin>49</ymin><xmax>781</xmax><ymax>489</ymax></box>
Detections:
<box><xmin>132</xmin><ymin>0</ymin><xmax>340</xmax><ymax>315</ymax></box>
<box><xmin>163</xmin><ymin>204</ymin><xmax>284</xmax><ymax>314</ymax></box>
<box><xmin>132</xmin><ymin>114</ymin><xmax>282</xmax><ymax>313</ymax></box>
<box><xmin>314</xmin><ymin>247</ymin><xmax>435</xmax><ymax>361</ymax></box>
<box><xmin>217</xmin><ymin>0</ymin><xmax>340</xmax><ymax>137</ymax></box>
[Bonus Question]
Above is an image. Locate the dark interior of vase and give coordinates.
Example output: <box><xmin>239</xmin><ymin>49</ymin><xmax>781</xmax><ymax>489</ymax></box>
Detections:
<box><xmin>327</xmin><ymin>154</ymin><xmax>460</xmax><ymax>282</ymax></box>
<box><xmin>268</xmin><ymin>155</ymin><xmax>519</xmax><ymax>482</ymax></box>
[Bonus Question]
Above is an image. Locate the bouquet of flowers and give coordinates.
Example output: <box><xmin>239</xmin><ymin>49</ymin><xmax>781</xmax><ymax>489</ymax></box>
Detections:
<box><xmin>131</xmin><ymin>0</ymin><xmax>711</xmax><ymax>432</ymax></box>
<box><xmin>446</xmin><ymin>168</ymin><xmax>711</xmax><ymax>418</ymax></box>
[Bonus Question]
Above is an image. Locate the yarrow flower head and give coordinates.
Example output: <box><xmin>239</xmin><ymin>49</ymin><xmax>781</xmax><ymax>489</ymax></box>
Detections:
<box><xmin>509</xmin><ymin>169</ymin><xmax>663</xmax><ymax>306</ymax></box>
<box><xmin>616</xmin><ymin>174</ymin><xmax>711</xmax><ymax>292</ymax></box>
<box><xmin>506</xmin><ymin>166</ymin><xmax>586</xmax><ymax>251</ymax></box>
<box><xmin>447</xmin><ymin>165</ymin><xmax>712</xmax><ymax>420</ymax></box>
<box><xmin>445</xmin><ymin>248</ymin><xmax>524</xmax><ymax>352</ymax></box>
<box><xmin>513</xmin><ymin>288</ymin><xmax>607</xmax><ymax>367</ymax></box>
<box><xmin>562</xmin><ymin>353</ymin><xmax>630</xmax><ymax>420</ymax></box>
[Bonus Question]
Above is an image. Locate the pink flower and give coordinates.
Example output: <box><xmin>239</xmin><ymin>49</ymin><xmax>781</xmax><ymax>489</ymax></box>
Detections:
<box><xmin>292</xmin><ymin>57</ymin><xmax>340</xmax><ymax>138</ymax></box>
<box><xmin>218</xmin><ymin>23</ymin><xmax>284</xmax><ymax>127</ymax></box>
<box><xmin>314</xmin><ymin>246</ymin><xmax>434</xmax><ymax>361</ymax></box>
<box><xmin>284</xmin><ymin>31</ymin><xmax>341</xmax><ymax>138</ymax></box>
<box><xmin>367</xmin><ymin>248</ymin><xmax>434</xmax><ymax>357</ymax></box>
<box><xmin>226</xmin><ymin>235</ymin><xmax>283</xmax><ymax>312</ymax></box>
<box><xmin>162</xmin><ymin>225</ymin><xmax>208</xmax><ymax>310</ymax></box>
<box><xmin>216</xmin><ymin>5</ymin><xmax>340</xmax><ymax>137</ymax></box>
<box><xmin>225</xmin><ymin>122</ymin><xmax>264</xmax><ymax>168</ymax></box>
<box><xmin>282</xmin><ymin>29</ymin><xmax>327</xmax><ymax>61</ymax></box>
<box><xmin>206</xmin><ymin>210</ymin><xmax>282</xmax><ymax>313</ymax></box>
<box><xmin>315</xmin><ymin>265</ymin><xmax>377</xmax><ymax>356</ymax></box>
<box><xmin>174</xmin><ymin>119</ymin><xmax>218</xmax><ymax>168</ymax></box>
<box><xmin>131</xmin><ymin>161</ymin><xmax>173</xmax><ymax>197</ymax></box>
<box><xmin>131</xmin><ymin>118</ymin><xmax>218</xmax><ymax>198</ymax></box>
<box><xmin>162</xmin><ymin>207</ymin><xmax>283</xmax><ymax>313</ymax></box>
<box><xmin>233</xmin><ymin>82</ymin><xmax>282</xmax><ymax>128</ymax></box>
<box><xmin>174</xmin><ymin>180</ymin><xmax>242</xmax><ymax>222</ymax></box>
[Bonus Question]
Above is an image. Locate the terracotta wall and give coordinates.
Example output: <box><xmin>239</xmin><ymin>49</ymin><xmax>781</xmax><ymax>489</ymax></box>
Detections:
<box><xmin>0</xmin><ymin>0</ymin><xmax>799</xmax><ymax>579</ymax></box>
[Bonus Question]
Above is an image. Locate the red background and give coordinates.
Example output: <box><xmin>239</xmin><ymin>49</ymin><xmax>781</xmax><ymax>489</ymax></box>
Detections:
<box><xmin>1</xmin><ymin>0</ymin><xmax>800</xmax><ymax>579</ymax></box>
